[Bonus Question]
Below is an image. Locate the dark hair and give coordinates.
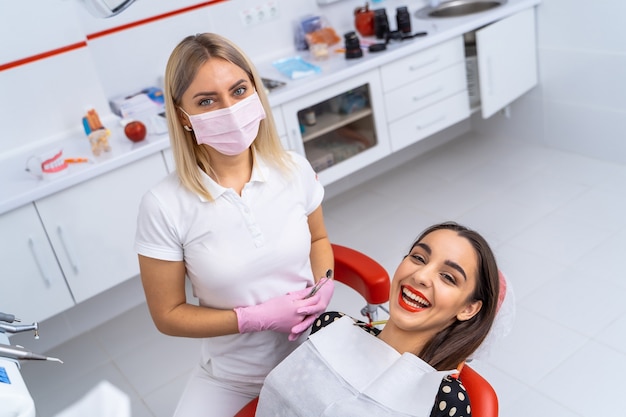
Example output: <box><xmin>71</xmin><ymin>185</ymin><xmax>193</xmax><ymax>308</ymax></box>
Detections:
<box><xmin>413</xmin><ymin>222</ymin><xmax>500</xmax><ymax>370</ymax></box>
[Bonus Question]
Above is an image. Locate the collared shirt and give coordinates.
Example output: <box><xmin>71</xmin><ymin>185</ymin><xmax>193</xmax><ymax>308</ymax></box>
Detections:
<box><xmin>135</xmin><ymin>151</ymin><xmax>324</xmax><ymax>382</ymax></box>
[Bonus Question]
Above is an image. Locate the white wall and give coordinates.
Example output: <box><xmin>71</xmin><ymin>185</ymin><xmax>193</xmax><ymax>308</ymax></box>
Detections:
<box><xmin>6</xmin><ymin>0</ymin><xmax>622</xmax><ymax>164</ymax></box>
<box><xmin>0</xmin><ymin>0</ymin><xmax>426</xmax><ymax>158</ymax></box>
<box><xmin>472</xmin><ymin>0</ymin><xmax>626</xmax><ymax>165</ymax></box>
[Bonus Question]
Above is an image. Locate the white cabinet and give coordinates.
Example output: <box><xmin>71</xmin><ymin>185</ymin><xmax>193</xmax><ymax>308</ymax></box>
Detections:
<box><xmin>34</xmin><ymin>153</ymin><xmax>168</xmax><ymax>303</ymax></box>
<box><xmin>282</xmin><ymin>69</ymin><xmax>391</xmax><ymax>185</ymax></box>
<box><xmin>270</xmin><ymin>106</ymin><xmax>292</xmax><ymax>151</ymax></box>
<box><xmin>163</xmin><ymin>148</ymin><xmax>175</xmax><ymax>173</ymax></box>
<box><xmin>381</xmin><ymin>36</ymin><xmax>470</xmax><ymax>152</ymax></box>
<box><xmin>0</xmin><ymin>204</ymin><xmax>74</xmax><ymax>321</ymax></box>
<box><xmin>475</xmin><ymin>7</ymin><xmax>538</xmax><ymax>118</ymax></box>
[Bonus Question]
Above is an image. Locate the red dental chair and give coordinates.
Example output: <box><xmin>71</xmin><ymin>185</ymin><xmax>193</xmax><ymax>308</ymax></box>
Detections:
<box><xmin>235</xmin><ymin>243</ymin><xmax>498</xmax><ymax>417</ymax></box>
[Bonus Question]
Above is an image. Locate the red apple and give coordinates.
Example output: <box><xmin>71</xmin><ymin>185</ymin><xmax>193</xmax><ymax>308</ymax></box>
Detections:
<box><xmin>124</xmin><ymin>120</ymin><xmax>147</xmax><ymax>142</ymax></box>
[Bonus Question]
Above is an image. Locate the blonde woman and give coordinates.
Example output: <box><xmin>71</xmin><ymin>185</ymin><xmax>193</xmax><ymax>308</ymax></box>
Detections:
<box><xmin>135</xmin><ymin>33</ymin><xmax>334</xmax><ymax>417</ymax></box>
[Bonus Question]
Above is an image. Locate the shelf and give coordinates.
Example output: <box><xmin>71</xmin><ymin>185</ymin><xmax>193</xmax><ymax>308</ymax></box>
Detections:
<box><xmin>301</xmin><ymin>108</ymin><xmax>373</xmax><ymax>143</ymax></box>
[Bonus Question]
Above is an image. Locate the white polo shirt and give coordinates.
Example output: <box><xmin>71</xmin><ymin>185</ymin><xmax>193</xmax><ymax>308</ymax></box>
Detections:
<box><xmin>135</xmin><ymin>151</ymin><xmax>324</xmax><ymax>382</ymax></box>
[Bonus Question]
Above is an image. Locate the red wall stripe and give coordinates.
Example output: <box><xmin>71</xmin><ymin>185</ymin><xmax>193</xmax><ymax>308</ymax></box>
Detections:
<box><xmin>0</xmin><ymin>0</ymin><xmax>226</xmax><ymax>71</ymax></box>
<box><xmin>0</xmin><ymin>41</ymin><xmax>88</xmax><ymax>72</ymax></box>
<box><xmin>86</xmin><ymin>0</ymin><xmax>227</xmax><ymax>40</ymax></box>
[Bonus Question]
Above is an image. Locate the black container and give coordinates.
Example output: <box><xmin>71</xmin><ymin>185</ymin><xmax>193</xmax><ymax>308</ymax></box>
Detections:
<box><xmin>344</xmin><ymin>31</ymin><xmax>363</xmax><ymax>59</ymax></box>
<box><xmin>373</xmin><ymin>8</ymin><xmax>389</xmax><ymax>39</ymax></box>
<box><xmin>396</xmin><ymin>6</ymin><xmax>411</xmax><ymax>34</ymax></box>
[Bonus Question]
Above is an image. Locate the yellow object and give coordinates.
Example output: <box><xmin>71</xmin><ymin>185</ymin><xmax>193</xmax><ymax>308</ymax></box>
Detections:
<box><xmin>310</xmin><ymin>43</ymin><xmax>329</xmax><ymax>60</ymax></box>
<box><xmin>83</xmin><ymin>108</ymin><xmax>112</xmax><ymax>156</ymax></box>
<box><xmin>88</xmin><ymin>128</ymin><xmax>111</xmax><ymax>156</ymax></box>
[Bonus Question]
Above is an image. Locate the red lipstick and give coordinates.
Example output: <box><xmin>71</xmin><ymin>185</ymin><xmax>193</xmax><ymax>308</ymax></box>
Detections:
<box><xmin>398</xmin><ymin>285</ymin><xmax>430</xmax><ymax>313</ymax></box>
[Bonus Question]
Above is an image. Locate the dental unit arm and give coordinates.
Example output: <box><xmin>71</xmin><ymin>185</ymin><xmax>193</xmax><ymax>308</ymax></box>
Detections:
<box><xmin>1</xmin><ymin>310</ymin><xmax>63</xmax><ymax>417</ymax></box>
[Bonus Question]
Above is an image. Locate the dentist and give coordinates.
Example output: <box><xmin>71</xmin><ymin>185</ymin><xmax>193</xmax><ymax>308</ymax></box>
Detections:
<box><xmin>134</xmin><ymin>33</ymin><xmax>334</xmax><ymax>417</ymax></box>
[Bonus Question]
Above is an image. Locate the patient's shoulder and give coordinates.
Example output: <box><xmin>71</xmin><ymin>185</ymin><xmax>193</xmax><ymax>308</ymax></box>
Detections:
<box><xmin>311</xmin><ymin>311</ymin><xmax>345</xmax><ymax>334</ymax></box>
<box><xmin>311</xmin><ymin>311</ymin><xmax>380</xmax><ymax>336</ymax></box>
<box><xmin>430</xmin><ymin>375</ymin><xmax>472</xmax><ymax>417</ymax></box>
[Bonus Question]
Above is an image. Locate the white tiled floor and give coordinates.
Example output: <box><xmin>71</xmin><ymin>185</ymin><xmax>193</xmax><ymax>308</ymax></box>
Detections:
<box><xmin>19</xmin><ymin>131</ymin><xmax>626</xmax><ymax>416</ymax></box>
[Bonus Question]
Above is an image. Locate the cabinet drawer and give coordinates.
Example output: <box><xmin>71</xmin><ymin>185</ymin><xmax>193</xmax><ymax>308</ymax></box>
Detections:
<box><xmin>388</xmin><ymin>91</ymin><xmax>470</xmax><ymax>152</ymax></box>
<box><xmin>384</xmin><ymin>62</ymin><xmax>467</xmax><ymax>123</ymax></box>
<box><xmin>380</xmin><ymin>36</ymin><xmax>464</xmax><ymax>92</ymax></box>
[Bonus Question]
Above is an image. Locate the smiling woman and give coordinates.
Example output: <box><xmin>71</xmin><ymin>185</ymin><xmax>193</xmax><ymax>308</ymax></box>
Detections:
<box><xmin>380</xmin><ymin>222</ymin><xmax>498</xmax><ymax>371</ymax></box>
<box><xmin>255</xmin><ymin>221</ymin><xmax>501</xmax><ymax>417</ymax></box>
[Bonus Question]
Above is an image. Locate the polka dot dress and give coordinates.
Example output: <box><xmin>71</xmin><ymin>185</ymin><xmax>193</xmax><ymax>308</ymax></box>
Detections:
<box><xmin>311</xmin><ymin>312</ymin><xmax>473</xmax><ymax>417</ymax></box>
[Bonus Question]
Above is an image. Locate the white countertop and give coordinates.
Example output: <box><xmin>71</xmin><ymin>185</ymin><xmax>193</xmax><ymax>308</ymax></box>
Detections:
<box><xmin>0</xmin><ymin>0</ymin><xmax>540</xmax><ymax>216</ymax></box>
<box><xmin>260</xmin><ymin>0</ymin><xmax>541</xmax><ymax>107</ymax></box>
<box><xmin>0</xmin><ymin>122</ymin><xmax>170</xmax><ymax>215</ymax></box>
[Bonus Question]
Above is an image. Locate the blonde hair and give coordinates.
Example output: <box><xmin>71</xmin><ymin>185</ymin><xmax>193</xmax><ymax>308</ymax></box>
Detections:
<box><xmin>163</xmin><ymin>33</ymin><xmax>292</xmax><ymax>200</ymax></box>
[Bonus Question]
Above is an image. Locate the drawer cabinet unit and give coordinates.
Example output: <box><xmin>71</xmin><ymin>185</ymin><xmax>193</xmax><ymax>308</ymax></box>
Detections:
<box><xmin>381</xmin><ymin>36</ymin><xmax>469</xmax><ymax>152</ymax></box>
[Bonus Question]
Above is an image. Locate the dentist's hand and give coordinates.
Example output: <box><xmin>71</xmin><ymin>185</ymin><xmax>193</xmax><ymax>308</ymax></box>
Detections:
<box><xmin>288</xmin><ymin>277</ymin><xmax>335</xmax><ymax>341</ymax></box>
<box><xmin>234</xmin><ymin>289</ymin><xmax>318</xmax><ymax>334</ymax></box>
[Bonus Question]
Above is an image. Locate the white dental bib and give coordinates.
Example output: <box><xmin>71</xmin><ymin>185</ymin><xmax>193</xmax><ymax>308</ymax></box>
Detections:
<box><xmin>256</xmin><ymin>316</ymin><xmax>456</xmax><ymax>417</ymax></box>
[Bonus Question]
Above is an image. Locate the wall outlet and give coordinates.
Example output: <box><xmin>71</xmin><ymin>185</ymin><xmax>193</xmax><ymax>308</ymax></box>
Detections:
<box><xmin>240</xmin><ymin>9</ymin><xmax>257</xmax><ymax>26</ymax></box>
<box><xmin>263</xmin><ymin>1</ymin><xmax>279</xmax><ymax>20</ymax></box>
<box><xmin>240</xmin><ymin>1</ymin><xmax>279</xmax><ymax>27</ymax></box>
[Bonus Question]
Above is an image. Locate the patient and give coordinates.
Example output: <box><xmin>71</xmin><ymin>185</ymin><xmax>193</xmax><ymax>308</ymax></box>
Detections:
<box><xmin>256</xmin><ymin>222</ymin><xmax>500</xmax><ymax>417</ymax></box>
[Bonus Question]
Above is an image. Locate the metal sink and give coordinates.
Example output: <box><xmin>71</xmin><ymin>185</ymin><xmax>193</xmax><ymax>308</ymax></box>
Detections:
<box><xmin>415</xmin><ymin>0</ymin><xmax>507</xmax><ymax>19</ymax></box>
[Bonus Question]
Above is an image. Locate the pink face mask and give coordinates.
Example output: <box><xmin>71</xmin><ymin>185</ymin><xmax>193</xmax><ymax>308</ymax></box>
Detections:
<box><xmin>181</xmin><ymin>92</ymin><xmax>266</xmax><ymax>156</ymax></box>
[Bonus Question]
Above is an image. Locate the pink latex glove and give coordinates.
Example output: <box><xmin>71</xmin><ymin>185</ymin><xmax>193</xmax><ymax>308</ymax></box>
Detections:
<box><xmin>288</xmin><ymin>277</ymin><xmax>335</xmax><ymax>341</ymax></box>
<box><xmin>234</xmin><ymin>288</ymin><xmax>318</xmax><ymax>334</ymax></box>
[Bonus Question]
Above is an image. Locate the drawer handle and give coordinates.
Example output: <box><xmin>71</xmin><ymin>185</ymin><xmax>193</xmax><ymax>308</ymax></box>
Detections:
<box><xmin>28</xmin><ymin>238</ymin><xmax>52</xmax><ymax>288</ymax></box>
<box><xmin>408</xmin><ymin>56</ymin><xmax>439</xmax><ymax>71</ymax></box>
<box><xmin>416</xmin><ymin>115</ymin><xmax>446</xmax><ymax>130</ymax></box>
<box><xmin>57</xmin><ymin>226</ymin><xmax>80</xmax><ymax>275</ymax></box>
<box><xmin>412</xmin><ymin>86</ymin><xmax>444</xmax><ymax>102</ymax></box>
